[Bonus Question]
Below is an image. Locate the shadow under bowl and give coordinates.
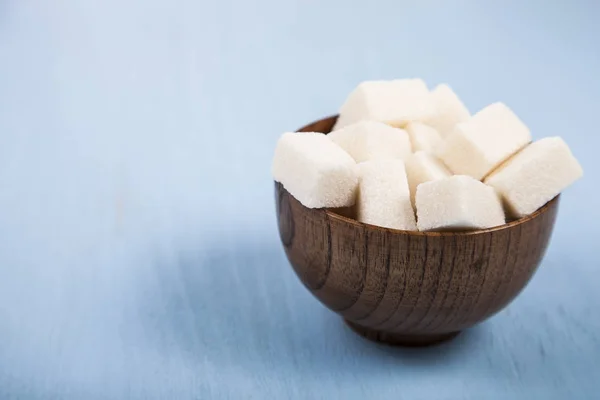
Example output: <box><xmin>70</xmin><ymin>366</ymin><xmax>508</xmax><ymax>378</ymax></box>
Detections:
<box><xmin>275</xmin><ymin>115</ymin><xmax>559</xmax><ymax>346</ymax></box>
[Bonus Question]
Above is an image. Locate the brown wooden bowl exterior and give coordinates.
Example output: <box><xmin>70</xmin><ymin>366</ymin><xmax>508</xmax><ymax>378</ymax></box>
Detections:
<box><xmin>275</xmin><ymin>115</ymin><xmax>559</xmax><ymax>346</ymax></box>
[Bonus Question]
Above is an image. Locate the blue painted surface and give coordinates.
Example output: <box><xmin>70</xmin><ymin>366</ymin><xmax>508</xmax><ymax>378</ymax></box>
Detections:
<box><xmin>1</xmin><ymin>1</ymin><xmax>599</xmax><ymax>398</ymax></box>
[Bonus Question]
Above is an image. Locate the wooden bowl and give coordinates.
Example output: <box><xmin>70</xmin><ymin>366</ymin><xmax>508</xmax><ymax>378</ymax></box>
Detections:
<box><xmin>275</xmin><ymin>115</ymin><xmax>559</xmax><ymax>346</ymax></box>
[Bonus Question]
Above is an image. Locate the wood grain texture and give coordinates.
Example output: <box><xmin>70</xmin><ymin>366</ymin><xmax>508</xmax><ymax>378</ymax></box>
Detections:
<box><xmin>275</xmin><ymin>115</ymin><xmax>560</xmax><ymax>346</ymax></box>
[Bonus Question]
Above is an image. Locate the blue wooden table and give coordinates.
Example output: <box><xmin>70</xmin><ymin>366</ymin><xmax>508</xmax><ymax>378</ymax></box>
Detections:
<box><xmin>1</xmin><ymin>1</ymin><xmax>599</xmax><ymax>398</ymax></box>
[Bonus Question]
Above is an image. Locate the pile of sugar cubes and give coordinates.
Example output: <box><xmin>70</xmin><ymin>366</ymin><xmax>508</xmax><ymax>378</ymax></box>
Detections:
<box><xmin>272</xmin><ymin>79</ymin><xmax>583</xmax><ymax>231</ymax></box>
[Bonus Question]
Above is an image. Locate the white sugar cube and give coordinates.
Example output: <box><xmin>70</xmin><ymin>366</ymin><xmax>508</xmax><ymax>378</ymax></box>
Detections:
<box><xmin>485</xmin><ymin>137</ymin><xmax>583</xmax><ymax>218</ymax></box>
<box><xmin>416</xmin><ymin>175</ymin><xmax>505</xmax><ymax>231</ymax></box>
<box><xmin>272</xmin><ymin>132</ymin><xmax>358</xmax><ymax>208</ymax></box>
<box><xmin>357</xmin><ymin>160</ymin><xmax>416</xmax><ymax>230</ymax></box>
<box><xmin>425</xmin><ymin>84</ymin><xmax>470</xmax><ymax>137</ymax></box>
<box><xmin>405</xmin><ymin>151</ymin><xmax>452</xmax><ymax>205</ymax></box>
<box><xmin>437</xmin><ymin>102</ymin><xmax>532</xmax><ymax>180</ymax></box>
<box><xmin>405</xmin><ymin>122</ymin><xmax>443</xmax><ymax>153</ymax></box>
<box><xmin>328</xmin><ymin>120</ymin><xmax>412</xmax><ymax>163</ymax></box>
<box><xmin>333</xmin><ymin>79</ymin><xmax>435</xmax><ymax>130</ymax></box>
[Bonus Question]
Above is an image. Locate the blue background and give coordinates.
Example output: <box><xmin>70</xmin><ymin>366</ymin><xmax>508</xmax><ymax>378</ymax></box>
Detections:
<box><xmin>1</xmin><ymin>1</ymin><xmax>599</xmax><ymax>398</ymax></box>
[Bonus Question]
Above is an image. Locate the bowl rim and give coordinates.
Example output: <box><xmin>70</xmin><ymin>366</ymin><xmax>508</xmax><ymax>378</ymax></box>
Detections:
<box><xmin>324</xmin><ymin>197</ymin><xmax>558</xmax><ymax>237</ymax></box>
<box><xmin>294</xmin><ymin>114</ymin><xmax>559</xmax><ymax>237</ymax></box>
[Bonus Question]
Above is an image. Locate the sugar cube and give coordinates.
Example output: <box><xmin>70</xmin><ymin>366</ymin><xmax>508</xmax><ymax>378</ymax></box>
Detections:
<box><xmin>485</xmin><ymin>137</ymin><xmax>583</xmax><ymax>218</ymax></box>
<box><xmin>357</xmin><ymin>160</ymin><xmax>416</xmax><ymax>230</ymax></box>
<box><xmin>405</xmin><ymin>151</ymin><xmax>452</xmax><ymax>205</ymax></box>
<box><xmin>437</xmin><ymin>102</ymin><xmax>532</xmax><ymax>180</ymax></box>
<box><xmin>328</xmin><ymin>120</ymin><xmax>412</xmax><ymax>163</ymax></box>
<box><xmin>333</xmin><ymin>79</ymin><xmax>435</xmax><ymax>130</ymax></box>
<box><xmin>272</xmin><ymin>132</ymin><xmax>358</xmax><ymax>208</ymax></box>
<box><xmin>425</xmin><ymin>84</ymin><xmax>470</xmax><ymax>137</ymax></box>
<box><xmin>416</xmin><ymin>175</ymin><xmax>505</xmax><ymax>231</ymax></box>
<box><xmin>405</xmin><ymin>122</ymin><xmax>443</xmax><ymax>153</ymax></box>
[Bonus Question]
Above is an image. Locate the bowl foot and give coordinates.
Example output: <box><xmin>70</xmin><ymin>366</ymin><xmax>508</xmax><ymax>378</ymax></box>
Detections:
<box><xmin>345</xmin><ymin>320</ymin><xmax>460</xmax><ymax>347</ymax></box>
